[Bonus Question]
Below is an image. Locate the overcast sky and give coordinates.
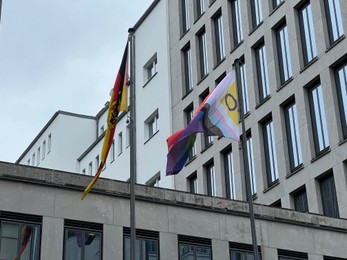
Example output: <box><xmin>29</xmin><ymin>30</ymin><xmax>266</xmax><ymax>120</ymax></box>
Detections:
<box><xmin>0</xmin><ymin>0</ymin><xmax>153</xmax><ymax>163</ymax></box>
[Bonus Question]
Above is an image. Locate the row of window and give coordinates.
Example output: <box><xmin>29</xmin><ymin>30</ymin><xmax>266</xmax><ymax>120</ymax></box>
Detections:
<box><xmin>181</xmin><ymin>0</ymin><xmax>344</xmax><ymax>97</ymax></box>
<box><xmin>26</xmin><ymin>134</ymin><xmax>51</xmax><ymax>167</ymax></box>
<box><xmin>1</xmin><ymin>214</ymin><xmax>344</xmax><ymax>260</ymax></box>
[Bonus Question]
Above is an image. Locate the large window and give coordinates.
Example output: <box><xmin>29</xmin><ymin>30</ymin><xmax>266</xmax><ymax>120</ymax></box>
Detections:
<box><xmin>205</xmin><ymin>162</ymin><xmax>216</xmax><ymax>197</ymax></box>
<box><xmin>197</xmin><ymin>29</ymin><xmax>209</xmax><ymax>79</ymax></box>
<box><xmin>250</xmin><ymin>0</ymin><xmax>263</xmax><ymax>29</ymax></box>
<box><xmin>188</xmin><ymin>172</ymin><xmax>198</xmax><ymax>193</ymax></box>
<box><xmin>262</xmin><ymin>118</ymin><xmax>279</xmax><ymax>186</ymax></box>
<box><xmin>0</xmin><ymin>213</ymin><xmax>41</xmax><ymax>260</ymax></box>
<box><xmin>223</xmin><ymin>148</ymin><xmax>235</xmax><ymax>199</ymax></box>
<box><xmin>183</xmin><ymin>45</ymin><xmax>193</xmax><ymax>94</ymax></box>
<box><xmin>213</xmin><ymin>12</ymin><xmax>225</xmax><ymax>64</ymax></box>
<box><xmin>278</xmin><ymin>249</ymin><xmax>308</xmax><ymax>260</ymax></box>
<box><xmin>255</xmin><ymin>43</ymin><xmax>270</xmax><ymax>102</ymax></box>
<box><xmin>335</xmin><ymin>63</ymin><xmax>347</xmax><ymax>138</ymax></box>
<box><xmin>230</xmin><ymin>0</ymin><xmax>243</xmax><ymax>47</ymax></box>
<box><xmin>246</xmin><ymin>135</ymin><xmax>257</xmax><ymax>195</ymax></box>
<box><xmin>200</xmin><ymin>90</ymin><xmax>213</xmax><ymax>148</ymax></box>
<box><xmin>293</xmin><ymin>187</ymin><xmax>309</xmax><ymax>213</ymax></box>
<box><xmin>178</xmin><ymin>235</ymin><xmax>212</xmax><ymax>260</ymax></box>
<box><xmin>196</xmin><ymin>0</ymin><xmax>205</xmax><ymax>19</ymax></box>
<box><xmin>324</xmin><ymin>0</ymin><xmax>344</xmax><ymax>44</ymax></box>
<box><xmin>185</xmin><ymin>104</ymin><xmax>196</xmax><ymax>159</ymax></box>
<box><xmin>124</xmin><ymin>228</ymin><xmax>159</xmax><ymax>260</ymax></box>
<box><xmin>230</xmin><ymin>242</ymin><xmax>261</xmax><ymax>260</ymax></box>
<box><xmin>276</xmin><ymin>23</ymin><xmax>292</xmax><ymax>84</ymax></box>
<box><xmin>284</xmin><ymin>102</ymin><xmax>303</xmax><ymax>171</ymax></box>
<box><xmin>273</xmin><ymin>0</ymin><xmax>284</xmax><ymax>9</ymax></box>
<box><xmin>181</xmin><ymin>0</ymin><xmax>190</xmax><ymax>34</ymax></box>
<box><xmin>64</xmin><ymin>220</ymin><xmax>102</xmax><ymax>260</ymax></box>
<box><xmin>319</xmin><ymin>173</ymin><xmax>339</xmax><ymax>218</ymax></box>
<box><xmin>239</xmin><ymin>61</ymin><xmax>249</xmax><ymax>114</ymax></box>
<box><xmin>308</xmin><ymin>83</ymin><xmax>329</xmax><ymax>155</ymax></box>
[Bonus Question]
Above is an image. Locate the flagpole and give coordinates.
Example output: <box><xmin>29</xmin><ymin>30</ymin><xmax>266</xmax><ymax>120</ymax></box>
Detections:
<box><xmin>233</xmin><ymin>59</ymin><xmax>259</xmax><ymax>259</ymax></box>
<box><xmin>128</xmin><ymin>28</ymin><xmax>137</xmax><ymax>260</ymax></box>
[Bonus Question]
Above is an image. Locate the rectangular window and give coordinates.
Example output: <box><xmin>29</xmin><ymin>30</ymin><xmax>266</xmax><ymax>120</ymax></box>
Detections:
<box><xmin>183</xmin><ymin>45</ymin><xmax>193</xmax><ymax>94</ymax></box>
<box><xmin>126</xmin><ymin>125</ymin><xmax>130</xmax><ymax>148</ymax></box>
<box><xmin>36</xmin><ymin>147</ymin><xmax>40</xmax><ymax>165</ymax></box>
<box><xmin>146</xmin><ymin>57</ymin><xmax>157</xmax><ymax>81</ymax></box>
<box><xmin>247</xmin><ymin>135</ymin><xmax>257</xmax><ymax>195</ymax></box>
<box><xmin>230</xmin><ymin>242</ymin><xmax>261</xmax><ymax>259</ymax></box>
<box><xmin>335</xmin><ymin>63</ymin><xmax>347</xmax><ymax>138</ymax></box>
<box><xmin>239</xmin><ymin>61</ymin><xmax>249</xmax><ymax>114</ymax></box>
<box><xmin>273</xmin><ymin>0</ymin><xmax>283</xmax><ymax>9</ymax></box>
<box><xmin>200</xmin><ymin>91</ymin><xmax>213</xmax><ymax>148</ymax></box>
<box><xmin>95</xmin><ymin>155</ymin><xmax>99</xmax><ymax>172</ymax></box>
<box><xmin>278</xmin><ymin>249</ymin><xmax>308</xmax><ymax>260</ymax></box>
<box><xmin>298</xmin><ymin>2</ymin><xmax>317</xmax><ymax>65</ymax></box>
<box><xmin>27</xmin><ymin>159</ymin><xmax>30</xmax><ymax>165</ymax></box>
<box><xmin>293</xmin><ymin>187</ymin><xmax>309</xmax><ymax>212</ymax></box>
<box><xmin>196</xmin><ymin>0</ymin><xmax>205</xmax><ymax>19</ymax></box>
<box><xmin>250</xmin><ymin>0</ymin><xmax>263</xmax><ymax>29</ymax></box>
<box><xmin>197</xmin><ymin>29</ymin><xmax>209</xmax><ymax>79</ymax></box>
<box><xmin>185</xmin><ymin>105</ymin><xmax>196</xmax><ymax>158</ymax></box>
<box><xmin>47</xmin><ymin>134</ymin><xmax>51</xmax><ymax>153</ymax></box>
<box><xmin>146</xmin><ymin>172</ymin><xmax>160</xmax><ymax>187</ymax></box>
<box><xmin>284</xmin><ymin>102</ymin><xmax>303</xmax><ymax>171</ymax></box>
<box><xmin>262</xmin><ymin>119</ymin><xmax>279</xmax><ymax>186</ymax></box>
<box><xmin>118</xmin><ymin>132</ymin><xmax>123</xmax><ymax>155</ymax></box>
<box><xmin>255</xmin><ymin>43</ymin><xmax>270</xmax><ymax>102</ymax></box>
<box><xmin>206</xmin><ymin>162</ymin><xmax>216</xmax><ymax>196</ymax></box>
<box><xmin>324</xmin><ymin>0</ymin><xmax>344</xmax><ymax>44</ymax></box>
<box><xmin>0</xmin><ymin>213</ymin><xmax>41</xmax><ymax>260</ymax></box>
<box><xmin>224</xmin><ymin>148</ymin><xmax>235</xmax><ymax>199</ymax></box>
<box><xmin>230</xmin><ymin>0</ymin><xmax>243</xmax><ymax>47</ymax></box>
<box><xmin>42</xmin><ymin>141</ymin><xmax>46</xmax><ymax>159</ymax></box>
<box><xmin>110</xmin><ymin>140</ymin><xmax>115</xmax><ymax>163</ymax></box>
<box><xmin>188</xmin><ymin>172</ymin><xmax>198</xmax><ymax>193</ymax></box>
<box><xmin>213</xmin><ymin>12</ymin><xmax>225</xmax><ymax>64</ymax></box>
<box><xmin>31</xmin><ymin>154</ymin><xmax>35</xmax><ymax>166</ymax></box>
<box><xmin>178</xmin><ymin>235</ymin><xmax>212</xmax><ymax>260</ymax></box>
<box><xmin>181</xmin><ymin>0</ymin><xmax>190</xmax><ymax>34</ymax></box>
<box><xmin>276</xmin><ymin>24</ymin><xmax>293</xmax><ymax>84</ymax></box>
<box><xmin>308</xmin><ymin>83</ymin><xmax>329</xmax><ymax>155</ymax></box>
<box><xmin>82</xmin><ymin>168</ymin><xmax>86</xmax><ymax>174</ymax></box>
<box><xmin>88</xmin><ymin>162</ymin><xmax>93</xmax><ymax>176</ymax></box>
<box><xmin>320</xmin><ymin>173</ymin><xmax>339</xmax><ymax>218</ymax></box>
<box><xmin>145</xmin><ymin>110</ymin><xmax>159</xmax><ymax>140</ymax></box>
<box><xmin>123</xmin><ymin>228</ymin><xmax>159</xmax><ymax>260</ymax></box>
<box><xmin>64</xmin><ymin>220</ymin><xmax>102</xmax><ymax>260</ymax></box>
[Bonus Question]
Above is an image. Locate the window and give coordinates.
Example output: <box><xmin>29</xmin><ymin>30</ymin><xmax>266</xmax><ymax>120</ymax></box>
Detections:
<box><xmin>95</xmin><ymin>155</ymin><xmax>99</xmax><ymax>172</ymax></box>
<box><xmin>293</xmin><ymin>187</ymin><xmax>309</xmax><ymax>212</ymax></box>
<box><xmin>255</xmin><ymin>43</ymin><xmax>270</xmax><ymax>102</ymax></box>
<box><xmin>146</xmin><ymin>172</ymin><xmax>160</xmax><ymax>187</ymax></box>
<box><xmin>145</xmin><ymin>110</ymin><xmax>159</xmax><ymax>140</ymax></box>
<box><xmin>246</xmin><ymin>135</ymin><xmax>257</xmax><ymax>195</ymax></box>
<box><xmin>200</xmin><ymin>90</ymin><xmax>213</xmax><ymax>148</ymax></box>
<box><xmin>36</xmin><ymin>147</ymin><xmax>40</xmax><ymax>165</ymax></box>
<box><xmin>27</xmin><ymin>159</ymin><xmax>30</xmax><ymax>165</ymax></box>
<box><xmin>230</xmin><ymin>0</ymin><xmax>243</xmax><ymax>47</ymax></box>
<box><xmin>213</xmin><ymin>12</ymin><xmax>225</xmax><ymax>64</ymax></box>
<box><xmin>118</xmin><ymin>132</ymin><xmax>123</xmax><ymax>155</ymax></box>
<box><xmin>276</xmin><ymin>23</ymin><xmax>292</xmax><ymax>84</ymax></box>
<box><xmin>298</xmin><ymin>2</ymin><xmax>317</xmax><ymax>65</ymax></box>
<box><xmin>42</xmin><ymin>141</ymin><xmax>46</xmax><ymax>159</ymax></box>
<box><xmin>82</xmin><ymin>168</ymin><xmax>86</xmax><ymax>174</ymax></box>
<box><xmin>197</xmin><ymin>28</ymin><xmax>209</xmax><ymax>79</ymax></box>
<box><xmin>181</xmin><ymin>0</ymin><xmax>190</xmax><ymax>34</ymax></box>
<box><xmin>124</xmin><ymin>228</ymin><xmax>159</xmax><ymax>260</ymax></box>
<box><xmin>230</xmin><ymin>242</ymin><xmax>262</xmax><ymax>259</ymax></box>
<box><xmin>273</xmin><ymin>0</ymin><xmax>283</xmax><ymax>9</ymax></box>
<box><xmin>319</xmin><ymin>173</ymin><xmax>339</xmax><ymax>218</ymax></box>
<box><xmin>64</xmin><ymin>220</ymin><xmax>102</xmax><ymax>260</ymax></box>
<box><xmin>183</xmin><ymin>45</ymin><xmax>193</xmax><ymax>94</ymax></box>
<box><xmin>239</xmin><ymin>61</ymin><xmax>249</xmax><ymax>114</ymax></box>
<box><xmin>31</xmin><ymin>153</ymin><xmax>35</xmax><ymax>166</ymax></box>
<box><xmin>144</xmin><ymin>54</ymin><xmax>157</xmax><ymax>82</ymax></box>
<box><xmin>196</xmin><ymin>0</ymin><xmax>205</xmax><ymax>19</ymax></box>
<box><xmin>110</xmin><ymin>140</ymin><xmax>115</xmax><ymax>163</ymax></box>
<box><xmin>47</xmin><ymin>134</ymin><xmax>51</xmax><ymax>153</ymax></box>
<box><xmin>205</xmin><ymin>162</ymin><xmax>216</xmax><ymax>196</ymax></box>
<box><xmin>324</xmin><ymin>0</ymin><xmax>344</xmax><ymax>44</ymax></box>
<box><xmin>0</xmin><ymin>212</ymin><xmax>41</xmax><ymax>260</ymax></box>
<box><xmin>250</xmin><ymin>0</ymin><xmax>263</xmax><ymax>29</ymax></box>
<box><xmin>188</xmin><ymin>172</ymin><xmax>198</xmax><ymax>193</ymax></box>
<box><xmin>262</xmin><ymin>118</ymin><xmax>279</xmax><ymax>186</ymax></box>
<box><xmin>335</xmin><ymin>63</ymin><xmax>347</xmax><ymax>138</ymax></box>
<box><xmin>178</xmin><ymin>235</ymin><xmax>212</xmax><ymax>260</ymax></box>
<box><xmin>284</xmin><ymin>102</ymin><xmax>303</xmax><ymax>171</ymax></box>
<box><xmin>126</xmin><ymin>125</ymin><xmax>130</xmax><ymax>147</ymax></box>
<box><xmin>278</xmin><ymin>249</ymin><xmax>308</xmax><ymax>260</ymax></box>
<box><xmin>185</xmin><ymin>104</ymin><xmax>196</xmax><ymax>158</ymax></box>
<box><xmin>88</xmin><ymin>162</ymin><xmax>93</xmax><ymax>176</ymax></box>
<box><xmin>223</xmin><ymin>148</ymin><xmax>235</xmax><ymax>199</ymax></box>
<box><xmin>308</xmin><ymin>83</ymin><xmax>329</xmax><ymax>155</ymax></box>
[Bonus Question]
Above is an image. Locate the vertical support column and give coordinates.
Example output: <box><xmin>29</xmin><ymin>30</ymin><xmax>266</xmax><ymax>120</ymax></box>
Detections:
<box><xmin>103</xmin><ymin>225</ymin><xmax>123</xmax><ymax>259</ymax></box>
<box><xmin>40</xmin><ymin>216</ymin><xmax>64</xmax><ymax>260</ymax></box>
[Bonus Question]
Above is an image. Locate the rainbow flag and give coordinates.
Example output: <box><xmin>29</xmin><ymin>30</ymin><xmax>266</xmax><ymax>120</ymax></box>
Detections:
<box><xmin>82</xmin><ymin>44</ymin><xmax>129</xmax><ymax>200</ymax></box>
<box><xmin>166</xmin><ymin>70</ymin><xmax>240</xmax><ymax>175</ymax></box>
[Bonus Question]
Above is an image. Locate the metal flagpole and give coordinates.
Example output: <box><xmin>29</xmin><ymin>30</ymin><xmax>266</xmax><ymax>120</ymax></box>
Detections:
<box><xmin>128</xmin><ymin>28</ymin><xmax>137</xmax><ymax>260</ymax></box>
<box><xmin>233</xmin><ymin>59</ymin><xmax>259</xmax><ymax>259</ymax></box>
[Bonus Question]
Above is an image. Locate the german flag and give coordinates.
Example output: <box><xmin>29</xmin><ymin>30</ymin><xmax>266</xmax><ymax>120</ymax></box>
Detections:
<box><xmin>82</xmin><ymin>44</ymin><xmax>129</xmax><ymax>200</ymax></box>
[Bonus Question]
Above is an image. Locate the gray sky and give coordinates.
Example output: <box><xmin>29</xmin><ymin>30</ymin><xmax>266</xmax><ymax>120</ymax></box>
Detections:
<box><xmin>0</xmin><ymin>0</ymin><xmax>153</xmax><ymax>163</ymax></box>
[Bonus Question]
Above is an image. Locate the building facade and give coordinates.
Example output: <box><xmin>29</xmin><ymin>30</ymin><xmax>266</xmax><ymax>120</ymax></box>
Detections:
<box><xmin>1</xmin><ymin>162</ymin><xmax>347</xmax><ymax>259</ymax></box>
<box><xmin>168</xmin><ymin>0</ymin><xmax>347</xmax><ymax>219</ymax></box>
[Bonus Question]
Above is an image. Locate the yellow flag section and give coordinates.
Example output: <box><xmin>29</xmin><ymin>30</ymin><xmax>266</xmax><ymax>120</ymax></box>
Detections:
<box><xmin>81</xmin><ymin>45</ymin><xmax>129</xmax><ymax>200</ymax></box>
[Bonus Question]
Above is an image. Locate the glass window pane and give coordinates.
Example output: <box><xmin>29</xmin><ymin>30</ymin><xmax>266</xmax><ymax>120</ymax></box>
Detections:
<box><xmin>247</xmin><ymin>136</ymin><xmax>256</xmax><ymax>195</ymax></box>
<box><xmin>84</xmin><ymin>232</ymin><xmax>101</xmax><ymax>260</ymax></box>
<box><xmin>336</xmin><ymin>65</ymin><xmax>347</xmax><ymax>137</ymax></box>
<box><xmin>179</xmin><ymin>244</ymin><xmax>195</xmax><ymax>260</ymax></box>
<box><xmin>277</xmin><ymin>24</ymin><xmax>292</xmax><ymax>84</ymax></box>
<box><xmin>299</xmin><ymin>3</ymin><xmax>317</xmax><ymax>64</ymax></box>
<box><xmin>325</xmin><ymin>0</ymin><xmax>344</xmax><ymax>43</ymax></box>
<box><xmin>64</xmin><ymin>229</ymin><xmax>82</xmax><ymax>260</ymax></box>
<box><xmin>0</xmin><ymin>222</ymin><xmax>19</xmax><ymax>260</ymax></box>
<box><xmin>256</xmin><ymin>44</ymin><xmax>269</xmax><ymax>101</ymax></box>
<box><xmin>20</xmin><ymin>225</ymin><xmax>40</xmax><ymax>260</ymax></box>
<box><xmin>263</xmin><ymin>120</ymin><xmax>278</xmax><ymax>185</ymax></box>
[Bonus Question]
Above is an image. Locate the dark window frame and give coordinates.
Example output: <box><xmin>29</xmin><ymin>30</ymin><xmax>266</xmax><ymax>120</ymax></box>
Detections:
<box><xmin>293</xmin><ymin>187</ymin><xmax>309</xmax><ymax>213</ymax></box>
<box><xmin>230</xmin><ymin>0</ymin><xmax>243</xmax><ymax>47</ymax></box>
<box><xmin>178</xmin><ymin>235</ymin><xmax>212</xmax><ymax>260</ymax></box>
<box><xmin>182</xmin><ymin>44</ymin><xmax>193</xmax><ymax>95</ymax></box>
<box><xmin>255</xmin><ymin>42</ymin><xmax>270</xmax><ymax>102</ymax></box>
<box><xmin>319</xmin><ymin>172</ymin><xmax>339</xmax><ymax>218</ymax></box>
<box><xmin>335</xmin><ymin>62</ymin><xmax>347</xmax><ymax>139</ymax></box>
<box><xmin>323</xmin><ymin>0</ymin><xmax>344</xmax><ymax>45</ymax></box>
<box><xmin>213</xmin><ymin>11</ymin><xmax>225</xmax><ymax>64</ymax></box>
<box><xmin>275</xmin><ymin>22</ymin><xmax>292</xmax><ymax>85</ymax></box>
